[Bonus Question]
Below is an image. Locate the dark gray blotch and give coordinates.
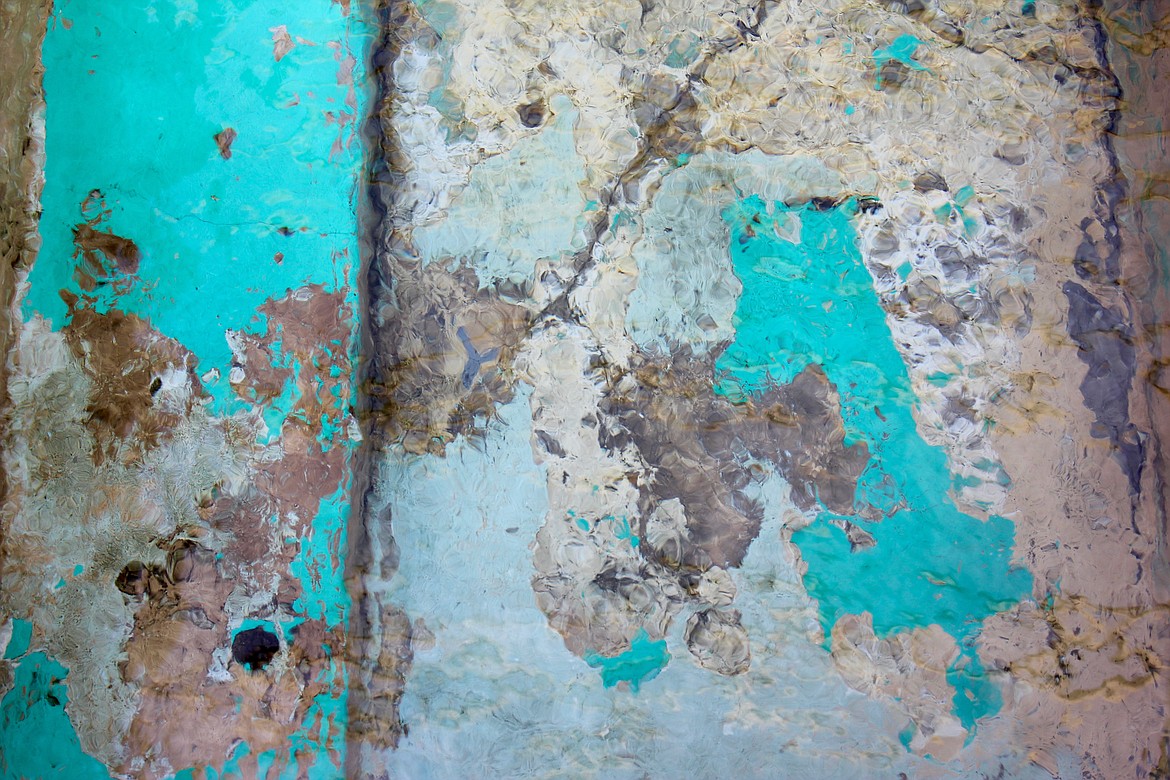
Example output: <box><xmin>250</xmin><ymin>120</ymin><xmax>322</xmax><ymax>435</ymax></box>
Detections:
<box><xmin>458</xmin><ymin>326</ymin><xmax>500</xmax><ymax>389</ymax></box>
<box><xmin>1062</xmin><ymin>281</ymin><xmax>1144</xmax><ymax>493</ymax></box>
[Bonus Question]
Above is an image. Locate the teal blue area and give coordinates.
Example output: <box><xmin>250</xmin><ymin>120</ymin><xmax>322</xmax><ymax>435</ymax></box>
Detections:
<box><xmin>844</xmin><ymin>104</ymin><xmax>856</xmax><ymax>116</ymax></box>
<box><xmin>3</xmin><ymin>619</ymin><xmax>32</xmax><ymax>660</ymax></box>
<box><xmin>30</xmin><ymin>1</ymin><xmax>368</xmax><ymax>414</ymax></box>
<box><xmin>571</xmin><ymin>512</ymin><xmax>641</xmax><ymax>548</ymax></box>
<box><xmin>256</xmin><ymin>751</ymin><xmax>277</xmax><ymax>779</ymax></box>
<box><xmin>259</xmin><ymin>362</ymin><xmax>302</xmax><ymax>443</ymax></box>
<box><xmin>290</xmin><ymin>484</ymin><xmax>350</xmax><ymax>627</ymax></box>
<box><xmin>584</xmin><ymin>629</ymin><xmax>670</xmax><ymax>692</ymax></box>
<box><xmin>935</xmin><ymin>187</ymin><xmax>981</xmax><ymax>238</ymax></box>
<box><xmin>664</xmin><ymin>32</ymin><xmax>701</xmax><ymax>68</ymax></box>
<box><xmin>1022</xmin><ymin>0</ymin><xmax>1036</xmax><ymax>16</ymax></box>
<box><xmin>610</xmin><ymin>515</ymin><xmax>640</xmax><ymax>548</ymax></box>
<box><xmin>873</xmin><ymin>34</ymin><xmax>929</xmax><ymax>89</ymax></box>
<box><xmin>283</xmin><ymin>476</ymin><xmax>350</xmax><ymax>776</ymax></box>
<box><xmin>170</xmin><ymin>741</ymin><xmax>254</xmax><ymax>780</ymax></box>
<box><xmin>898</xmin><ymin>722</ymin><xmax>916</xmax><ymax>750</ymax></box>
<box><xmin>946</xmin><ymin>656</ymin><xmax>1003</xmax><ymax>735</ymax></box>
<box><xmin>0</xmin><ymin>653</ymin><xmax>110</xmax><ymax>779</ymax></box>
<box><xmin>32</xmin><ymin>2</ymin><xmax>367</xmax><ymax>776</ymax></box>
<box><xmin>279</xmin><ymin>656</ymin><xmax>347</xmax><ymax>780</ymax></box>
<box><xmin>714</xmin><ymin>196</ymin><xmax>1032</xmax><ymax>732</ymax></box>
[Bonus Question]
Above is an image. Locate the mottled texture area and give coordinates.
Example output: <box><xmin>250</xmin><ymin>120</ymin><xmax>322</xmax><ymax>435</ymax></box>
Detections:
<box><xmin>1</xmin><ymin>2</ymin><xmax>368</xmax><ymax>778</ymax></box>
<box><xmin>0</xmin><ymin>0</ymin><xmax>1167</xmax><ymax>777</ymax></box>
<box><xmin>360</xmin><ymin>0</ymin><xmax>1170</xmax><ymax>777</ymax></box>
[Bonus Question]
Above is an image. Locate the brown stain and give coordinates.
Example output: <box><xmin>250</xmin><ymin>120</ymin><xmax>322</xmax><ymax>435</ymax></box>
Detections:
<box><xmin>120</xmin><ymin>557</ymin><xmax>343</xmax><ymax>779</ymax></box>
<box><xmin>72</xmin><ymin>223</ymin><xmax>142</xmax><ymax>275</ymax></box>
<box><xmin>61</xmin><ymin>304</ymin><xmax>201</xmax><ymax>465</ymax></box>
<box><xmin>270</xmin><ymin>25</ymin><xmax>294</xmax><ymax>62</ymax></box>
<box><xmin>601</xmin><ymin>355</ymin><xmax>867</xmax><ymax>569</ymax></box>
<box><xmin>365</xmin><ymin>261</ymin><xmax>531</xmax><ymax>454</ymax></box>
<box><xmin>529</xmin><ymin>349</ymin><xmax>869</xmax><ymax>665</ymax></box>
<box><xmin>984</xmin><ymin>595</ymin><xmax>1169</xmax><ymax>703</ymax></box>
<box><xmin>112</xmin><ymin>285</ymin><xmax>357</xmax><ymax>778</ymax></box>
<box><xmin>214</xmin><ymin>127</ymin><xmax>237</xmax><ymax>160</ymax></box>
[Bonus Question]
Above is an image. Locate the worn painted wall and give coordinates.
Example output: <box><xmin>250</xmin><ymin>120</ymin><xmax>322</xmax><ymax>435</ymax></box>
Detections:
<box><xmin>0</xmin><ymin>0</ymin><xmax>1168</xmax><ymax>779</ymax></box>
<box><xmin>357</xmin><ymin>0</ymin><xmax>1170</xmax><ymax>777</ymax></box>
<box><xmin>1</xmin><ymin>2</ymin><xmax>368</xmax><ymax>778</ymax></box>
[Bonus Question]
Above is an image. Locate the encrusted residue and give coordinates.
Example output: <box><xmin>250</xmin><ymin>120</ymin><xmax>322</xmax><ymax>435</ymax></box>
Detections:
<box><xmin>361</xmin><ymin>0</ymin><xmax>1169</xmax><ymax>777</ymax></box>
<box><xmin>1</xmin><ymin>1</ymin><xmax>369</xmax><ymax>778</ymax></box>
<box><xmin>0</xmin><ymin>0</ymin><xmax>1166</xmax><ymax>777</ymax></box>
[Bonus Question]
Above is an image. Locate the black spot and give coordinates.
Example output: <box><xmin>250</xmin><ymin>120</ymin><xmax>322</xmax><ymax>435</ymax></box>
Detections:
<box><xmin>913</xmin><ymin>171</ymin><xmax>949</xmax><ymax>193</ymax></box>
<box><xmin>517</xmin><ymin>100</ymin><xmax>545</xmax><ymax>128</ymax></box>
<box><xmin>232</xmin><ymin>626</ymin><xmax>280</xmax><ymax>671</ymax></box>
<box><xmin>149</xmin><ymin>377</ymin><xmax>162</xmax><ymax>395</ymax></box>
<box><xmin>878</xmin><ymin>60</ymin><xmax>909</xmax><ymax>91</ymax></box>
<box><xmin>115</xmin><ymin>560</ymin><xmax>164</xmax><ymax>597</ymax></box>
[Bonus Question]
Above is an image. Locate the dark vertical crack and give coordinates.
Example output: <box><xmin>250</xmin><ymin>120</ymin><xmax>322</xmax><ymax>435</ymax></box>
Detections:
<box><xmin>345</xmin><ymin>1</ymin><xmax>416</xmax><ymax>776</ymax></box>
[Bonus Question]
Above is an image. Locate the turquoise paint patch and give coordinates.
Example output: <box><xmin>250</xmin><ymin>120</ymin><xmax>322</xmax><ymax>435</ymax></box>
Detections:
<box><xmin>30</xmin><ymin>4</ymin><xmax>367</xmax><ymax>777</ymax></box>
<box><xmin>610</xmin><ymin>515</ymin><xmax>640</xmax><ymax>548</ymax></box>
<box><xmin>30</xmin><ymin>1</ymin><xmax>368</xmax><ymax>415</ymax></box>
<box><xmin>873</xmin><ymin>34</ymin><xmax>929</xmax><ymax>89</ymax></box>
<box><xmin>584</xmin><ymin>629</ymin><xmax>670</xmax><ymax>692</ymax></box>
<box><xmin>664</xmin><ymin>32</ymin><xmax>701</xmax><ymax>69</ymax></box>
<box><xmin>899</xmin><ymin>722</ymin><xmax>916</xmax><ymax>750</ymax></box>
<box><xmin>0</xmin><ymin>653</ymin><xmax>110</xmax><ymax>779</ymax></box>
<box><xmin>290</xmin><ymin>484</ymin><xmax>350</xmax><ymax>627</ymax></box>
<box><xmin>256</xmin><ymin>750</ymin><xmax>277</xmax><ymax>779</ymax></box>
<box><xmin>280</xmin><ymin>661</ymin><xmax>347</xmax><ymax>780</ymax></box>
<box><xmin>3</xmin><ymin>619</ymin><xmax>32</xmax><ymax>660</ymax></box>
<box><xmin>715</xmin><ymin>196</ymin><xmax>1032</xmax><ymax>731</ymax></box>
<box><xmin>259</xmin><ymin>361</ymin><xmax>303</xmax><ymax>443</ymax></box>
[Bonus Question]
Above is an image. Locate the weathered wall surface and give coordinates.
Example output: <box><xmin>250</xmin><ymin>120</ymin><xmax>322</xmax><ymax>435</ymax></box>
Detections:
<box><xmin>1</xmin><ymin>3</ymin><xmax>369</xmax><ymax>778</ymax></box>
<box><xmin>358</xmin><ymin>0</ymin><xmax>1170</xmax><ymax>778</ymax></box>
<box><xmin>0</xmin><ymin>0</ymin><xmax>50</xmax><ymax>508</ymax></box>
<box><xmin>0</xmin><ymin>1</ymin><xmax>1167</xmax><ymax>778</ymax></box>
